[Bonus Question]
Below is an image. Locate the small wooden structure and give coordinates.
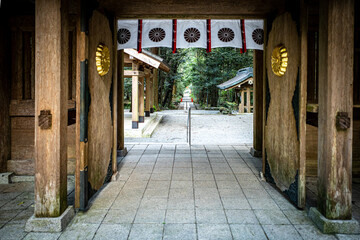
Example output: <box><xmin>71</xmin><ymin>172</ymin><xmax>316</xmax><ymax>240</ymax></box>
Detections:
<box><xmin>217</xmin><ymin>67</ymin><xmax>254</xmax><ymax>113</ymax></box>
<box><xmin>123</xmin><ymin>49</ymin><xmax>170</xmax><ymax>128</ymax></box>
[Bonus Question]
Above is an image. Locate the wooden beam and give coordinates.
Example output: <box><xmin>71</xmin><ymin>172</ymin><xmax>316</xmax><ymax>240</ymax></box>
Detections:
<box><xmin>112</xmin><ymin>17</ymin><xmax>118</xmax><ymax>176</ymax></box>
<box><xmin>253</xmin><ymin>50</ymin><xmax>263</xmax><ymax>154</ymax></box>
<box><xmin>124</xmin><ymin>49</ymin><xmax>161</xmax><ymax>69</ymax></box>
<box><xmin>145</xmin><ymin>71</ymin><xmax>151</xmax><ymax>117</ymax></box>
<box><xmin>34</xmin><ymin>0</ymin><xmax>68</xmax><ymax>217</ymax></box>
<box><xmin>117</xmin><ymin>50</ymin><xmax>125</xmax><ymax>150</ymax></box>
<box><xmin>131</xmin><ymin>62</ymin><xmax>139</xmax><ymax>129</ymax></box>
<box><xmin>150</xmin><ymin>71</ymin><xmax>154</xmax><ymax>113</ymax></box>
<box><xmin>317</xmin><ymin>0</ymin><xmax>354</xmax><ymax>219</ymax></box>
<box><xmin>298</xmin><ymin>0</ymin><xmax>308</xmax><ymax>209</ymax></box>
<box><xmin>138</xmin><ymin>76</ymin><xmax>145</xmax><ymax>123</ymax></box>
<box><xmin>124</xmin><ymin>70</ymin><xmax>145</xmax><ymax>77</ymax></box>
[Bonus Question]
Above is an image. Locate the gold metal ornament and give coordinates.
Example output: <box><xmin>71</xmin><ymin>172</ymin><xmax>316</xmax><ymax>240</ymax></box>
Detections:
<box><xmin>96</xmin><ymin>43</ymin><xmax>110</xmax><ymax>77</ymax></box>
<box><xmin>271</xmin><ymin>45</ymin><xmax>288</xmax><ymax>77</ymax></box>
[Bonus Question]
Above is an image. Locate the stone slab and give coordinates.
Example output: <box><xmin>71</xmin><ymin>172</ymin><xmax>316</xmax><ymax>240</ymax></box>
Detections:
<box><xmin>117</xmin><ymin>148</ymin><xmax>128</xmax><ymax>157</ymax></box>
<box><xmin>250</xmin><ymin>147</ymin><xmax>262</xmax><ymax>157</ymax></box>
<box><xmin>309</xmin><ymin>207</ymin><xmax>360</xmax><ymax>234</ymax></box>
<box><xmin>25</xmin><ymin>206</ymin><xmax>75</xmax><ymax>232</ymax></box>
<box><xmin>0</xmin><ymin>172</ymin><xmax>14</xmax><ymax>184</ymax></box>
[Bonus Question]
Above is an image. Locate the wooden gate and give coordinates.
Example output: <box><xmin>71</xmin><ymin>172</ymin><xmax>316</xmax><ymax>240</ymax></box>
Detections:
<box><xmin>87</xmin><ymin>10</ymin><xmax>113</xmax><ymax>191</ymax></box>
<box><xmin>264</xmin><ymin>12</ymin><xmax>306</xmax><ymax>208</ymax></box>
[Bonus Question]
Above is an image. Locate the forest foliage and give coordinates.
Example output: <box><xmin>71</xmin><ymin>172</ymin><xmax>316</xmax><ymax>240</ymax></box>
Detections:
<box><xmin>124</xmin><ymin>47</ymin><xmax>253</xmax><ymax>109</ymax></box>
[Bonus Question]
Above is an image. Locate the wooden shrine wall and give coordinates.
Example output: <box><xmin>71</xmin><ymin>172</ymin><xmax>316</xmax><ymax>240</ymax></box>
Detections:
<box><xmin>304</xmin><ymin>0</ymin><xmax>360</xmax><ymax>178</ymax></box>
<box><xmin>264</xmin><ymin>12</ymin><xmax>305</xmax><ymax>207</ymax></box>
<box><xmin>0</xmin><ymin>15</ymin><xmax>11</xmax><ymax>172</ymax></box>
<box><xmin>87</xmin><ymin>10</ymin><xmax>113</xmax><ymax>190</ymax></box>
<box><xmin>7</xmin><ymin>16</ymin><xmax>77</xmax><ymax>175</ymax></box>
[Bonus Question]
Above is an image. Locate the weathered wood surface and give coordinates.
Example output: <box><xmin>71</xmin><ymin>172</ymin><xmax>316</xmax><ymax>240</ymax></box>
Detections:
<box><xmin>112</xmin><ymin>17</ymin><xmax>118</xmax><ymax>175</ymax></box>
<box><xmin>298</xmin><ymin>0</ymin><xmax>308</xmax><ymax>209</ymax></box>
<box><xmin>132</xmin><ymin>63</ymin><xmax>139</xmax><ymax>124</ymax></box>
<box><xmin>0</xmin><ymin>19</ymin><xmax>11</xmax><ymax>172</ymax></box>
<box><xmin>253</xmin><ymin>50</ymin><xmax>263</xmax><ymax>153</ymax></box>
<box><xmin>117</xmin><ymin>50</ymin><xmax>125</xmax><ymax>150</ymax></box>
<box><xmin>87</xmin><ymin>10</ymin><xmax>113</xmax><ymax>190</ymax></box>
<box><xmin>317</xmin><ymin>0</ymin><xmax>354</xmax><ymax>219</ymax></box>
<box><xmin>265</xmin><ymin>12</ymin><xmax>303</xmax><ymax>206</ymax></box>
<box><xmin>151</xmin><ymin>48</ymin><xmax>159</xmax><ymax>110</ymax></box>
<box><xmin>145</xmin><ymin>72</ymin><xmax>151</xmax><ymax>114</ymax></box>
<box><xmin>139</xmin><ymin>77</ymin><xmax>145</xmax><ymax>121</ymax></box>
<box><xmin>100</xmin><ymin>0</ymin><xmax>285</xmax><ymax>18</ymax></box>
<box><xmin>34</xmin><ymin>0</ymin><xmax>68</xmax><ymax>217</ymax></box>
<box><xmin>306</xmin><ymin>124</ymin><xmax>318</xmax><ymax>177</ymax></box>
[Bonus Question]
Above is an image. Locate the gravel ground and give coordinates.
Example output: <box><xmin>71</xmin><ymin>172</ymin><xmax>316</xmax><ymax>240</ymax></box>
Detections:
<box><xmin>125</xmin><ymin>110</ymin><xmax>253</xmax><ymax>145</ymax></box>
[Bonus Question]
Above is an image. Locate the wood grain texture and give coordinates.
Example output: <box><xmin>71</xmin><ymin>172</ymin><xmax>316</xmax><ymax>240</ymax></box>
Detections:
<box><xmin>139</xmin><ymin>77</ymin><xmax>145</xmax><ymax>119</ymax></box>
<box><xmin>112</xmin><ymin>17</ymin><xmax>118</xmax><ymax>175</ymax></box>
<box><xmin>265</xmin><ymin>13</ymin><xmax>301</xmax><ymax>193</ymax></box>
<box><xmin>117</xmin><ymin>50</ymin><xmax>125</xmax><ymax>150</ymax></box>
<box><xmin>100</xmin><ymin>0</ymin><xmax>285</xmax><ymax>18</ymax></box>
<box><xmin>0</xmin><ymin>19</ymin><xmax>11</xmax><ymax>172</ymax></box>
<box><xmin>317</xmin><ymin>0</ymin><xmax>354</xmax><ymax>219</ymax></box>
<box><xmin>34</xmin><ymin>0</ymin><xmax>68</xmax><ymax>217</ymax></box>
<box><xmin>253</xmin><ymin>50</ymin><xmax>263</xmax><ymax>152</ymax></box>
<box><xmin>87</xmin><ymin>10</ymin><xmax>113</xmax><ymax>190</ymax></box>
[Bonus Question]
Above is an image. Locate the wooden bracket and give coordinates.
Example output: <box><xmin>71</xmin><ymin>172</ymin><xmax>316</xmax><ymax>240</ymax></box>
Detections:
<box><xmin>38</xmin><ymin>110</ymin><xmax>52</xmax><ymax>130</ymax></box>
<box><xmin>336</xmin><ymin>112</ymin><xmax>350</xmax><ymax>131</ymax></box>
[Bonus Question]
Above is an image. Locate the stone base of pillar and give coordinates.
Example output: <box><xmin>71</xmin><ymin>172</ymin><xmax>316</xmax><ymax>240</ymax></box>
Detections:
<box><xmin>309</xmin><ymin>207</ymin><xmax>360</xmax><ymax>234</ymax></box>
<box><xmin>139</xmin><ymin>116</ymin><xmax>144</xmax><ymax>123</ymax></box>
<box><xmin>0</xmin><ymin>172</ymin><xmax>14</xmax><ymax>184</ymax></box>
<box><xmin>117</xmin><ymin>147</ymin><xmax>128</xmax><ymax>157</ymax></box>
<box><xmin>145</xmin><ymin>111</ymin><xmax>150</xmax><ymax>117</ymax></box>
<box><xmin>250</xmin><ymin>147</ymin><xmax>262</xmax><ymax>158</ymax></box>
<box><xmin>25</xmin><ymin>206</ymin><xmax>75</xmax><ymax>232</ymax></box>
<box><xmin>132</xmin><ymin>121</ymin><xmax>139</xmax><ymax>129</ymax></box>
<box><xmin>150</xmin><ymin>108</ymin><xmax>154</xmax><ymax>113</ymax></box>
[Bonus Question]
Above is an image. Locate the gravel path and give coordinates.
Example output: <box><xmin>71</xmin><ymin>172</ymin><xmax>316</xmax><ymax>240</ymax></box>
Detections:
<box><xmin>125</xmin><ymin>110</ymin><xmax>253</xmax><ymax>145</ymax></box>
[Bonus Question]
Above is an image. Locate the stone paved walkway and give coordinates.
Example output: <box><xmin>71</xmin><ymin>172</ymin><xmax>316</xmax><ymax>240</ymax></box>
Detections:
<box><xmin>1</xmin><ymin>144</ymin><xmax>360</xmax><ymax>239</ymax></box>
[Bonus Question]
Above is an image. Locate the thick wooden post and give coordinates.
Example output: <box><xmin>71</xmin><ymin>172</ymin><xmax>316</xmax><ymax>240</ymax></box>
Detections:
<box><xmin>246</xmin><ymin>87</ymin><xmax>251</xmax><ymax>113</ymax></box>
<box><xmin>117</xmin><ymin>50</ymin><xmax>126</xmax><ymax>151</ymax></box>
<box><xmin>34</xmin><ymin>0</ymin><xmax>68</xmax><ymax>217</ymax></box>
<box><xmin>132</xmin><ymin>63</ymin><xmax>139</xmax><ymax>129</ymax></box>
<box><xmin>150</xmin><ymin>72</ymin><xmax>154</xmax><ymax>113</ymax></box>
<box><xmin>112</xmin><ymin>18</ymin><xmax>118</xmax><ymax>176</ymax></box>
<box><xmin>317</xmin><ymin>0</ymin><xmax>354</xmax><ymax>220</ymax></box>
<box><xmin>240</xmin><ymin>90</ymin><xmax>244</xmax><ymax>113</ymax></box>
<box><xmin>145</xmin><ymin>70</ymin><xmax>151</xmax><ymax>117</ymax></box>
<box><xmin>153</xmin><ymin>69</ymin><xmax>159</xmax><ymax>110</ymax></box>
<box><xmin>139</xmin><ymin>76</ymin><xmax>145</xmax><ymax>122</ymax></box>
<box><xmin>251</xmin><ymin>50</ymin><xmax>263</xmax><ymax>157</ymax></box>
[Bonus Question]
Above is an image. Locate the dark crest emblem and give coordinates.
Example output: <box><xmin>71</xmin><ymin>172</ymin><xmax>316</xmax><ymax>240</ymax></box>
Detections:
<box><xmin>218</xmin><ymin>28</ymin><xmax>235</xmax><ymax>42</ymax></box>
<box><xmin>184</xmin><ymin>28</ymin><xmax>201</xmax><ymax>43</ymax></box>
<box><xmin>252</xmin><ymin>28</ymin><xmax>264</xmax><ymax>45</ymax></box>
<box><xmin>149</xmin><ymin>28</ymin><xmax>166</xmax><ymax>42</ymax></box>
<box><xmin>117</xmin><ymin>28</ymin><xmax>131</xmax><ymax>44</ymax></box>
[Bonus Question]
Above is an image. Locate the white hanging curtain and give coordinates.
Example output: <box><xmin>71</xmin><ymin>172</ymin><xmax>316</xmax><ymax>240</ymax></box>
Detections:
<box><xmin>142</xmin><ymin>20</ymin><xmax>173</xmax><ymax>48</ymax></box>
<box><xmin>117</xmin><ymin>19</ymin><xmax>264</xmax><ymax>51</ymax></box>
<box><xmin>176</xmin><ymin>20</ymin><xmax>207</xmax><ymax>49</ymax></box>
<box><xmin>211</xmin><ymin>20</ymin><xmax>242</xmax><ymax>49</ymax></box>
<box><xmin>244</xmin><ymin>19</ymin><xmax>264</xmax><ymax>50</ymax></box>
<box><xmin>117</xmin><ymin>20</ymin><xmax>138</xmax><ymax>50</ymax></box>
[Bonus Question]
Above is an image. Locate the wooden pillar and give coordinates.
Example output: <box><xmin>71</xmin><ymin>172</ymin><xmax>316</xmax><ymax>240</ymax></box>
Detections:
<box><xmin>34</xmin><ymin>0</ymin><xmax>68</xmax><ymax>217</ymax></box>
<box><xmin>132</xmin><ymin>62</ymin><xmax>139</xmax><ymax>129</ymax></box>
<box><xmin>151</xmin><ymin>48</ymin><xmax>159</xmax><ymax>110</ymax></box>
<box><xmin>150</xmin><ymin>71</ymin><xmax>154</xmax><ymax>113</ymax></box>
<box><xmin>240</xmin><ymin>90</ymin><xmax>244</xmax><ymax>113</ymax></box>
<box><xmin>139</xmin><ymin>76</ymin><xmax>145</xmax><ymax>123</ymax></box>
<box><xmin>112</xmin><ymin>18</ymin><xmax>118</xmax><ymax>175</ymax></box>
<box><xmin>117</xmin><ymin>50</ymin><xmax>125</xmax><ymax>151</ymax></box>
<box><xmin>145</xmin><ymin>71</ymin><xmax>151</xmax><ymax>117</ymax></box>
<box><xmin>317</xmin><ymin>0</ymin><xmax>354</xmax><ymax>219</ymax></box>
<box><xmin>246</xmin><ymin>87</ymin><xmax>251</xmax><ymax>113</ymax></box>
<box><xmin>252</xmin><ymin>50</ymin><xmax>264</xmax><ymax>155</ymax></box>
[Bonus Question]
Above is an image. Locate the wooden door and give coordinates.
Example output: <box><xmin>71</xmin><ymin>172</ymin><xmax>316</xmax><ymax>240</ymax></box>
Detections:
<box><xmin>264</xmin><ymin>12</ymin><xmax>306</xmax><ymax>208</ymax></box>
